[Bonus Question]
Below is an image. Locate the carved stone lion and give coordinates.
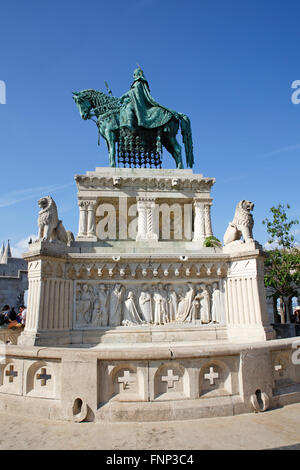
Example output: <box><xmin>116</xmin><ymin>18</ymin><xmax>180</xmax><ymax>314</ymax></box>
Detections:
<box><xmin>223</xmin><ymin>200</ymin><xmax>254</xmax><ymax>245</ymax></box>
<box><xmin>37</xmin><ymin>196</ymin><xmax>74</xmax><ymax>245</ymax></box>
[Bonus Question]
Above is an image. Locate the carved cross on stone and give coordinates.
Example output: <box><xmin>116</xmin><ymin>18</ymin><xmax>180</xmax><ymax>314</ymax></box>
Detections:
<box><xmin>5</xmin><ymin>365</ymin><xmax>18</xmax><ymax>383</ymax></box>
<box><xmin>36</xmin><ymin>368</ymin><xmax>52</xmax><ymax>386</ymax></box>
<box><xmin>161</xmin><ymin>369</ymin><xmax>179</xmax><ymax>388</ymax></box>
<box><xmin>117</xmin><ymin>370</ymin><xmax>136</xmax><ymax>390</ymax></box>
<box><xmin>204</xmin><ymin>367</ymin><xmax>219</xmax><ymax>385</ymax></box>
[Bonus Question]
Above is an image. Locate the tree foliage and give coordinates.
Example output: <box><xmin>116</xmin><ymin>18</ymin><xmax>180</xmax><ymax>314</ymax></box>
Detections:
<box><xmin>262</xmin><ymin>204</ymin><xmax>300</xmax><ymax>300</ymax></box>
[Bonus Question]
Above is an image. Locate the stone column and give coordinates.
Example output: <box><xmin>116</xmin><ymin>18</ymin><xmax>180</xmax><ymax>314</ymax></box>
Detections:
<box><xmin>204</xmin><ymin>203</ymin><xmax>213</xmax><ymax>237</ymax></box>
<box><xmin>146</xmin><ymin>200</ymin><xmax>158</xmax><ymax>241</ymax></box>
<box><xmin>87</xmin><ymin>201</ymin><xmax>97</xmax><ymax>240</ymax></box>
<box><xmin>77</xmin><ymin>200</ymin><xmax>97</xmax><ymax>241</ymax></box>
<box><xmin>136</xmin><ymin>199</ymin><xmax>147</xmax><ymax>241</ymax></box>
<box><xmin>77</xmin><ymin>201</ymin><xmax>88</xmax><ymax>239</ymax></box>
<box><xmin>136</xmin><ymin>198</ymin><xmax>158</xmax><ymax>242</ymax></box>
<box><xmin>192</xmin><ymin>199</ymin><xmax>205</xmax><ymax>243</ymax></box>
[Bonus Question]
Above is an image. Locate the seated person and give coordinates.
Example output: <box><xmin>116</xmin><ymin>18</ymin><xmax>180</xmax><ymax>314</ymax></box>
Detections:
<box><xmin>0</xmin><ymin>305</ymin><xmax>10</xmax><ymax>326</ymax></box>
<box><xmin>17</xmin><ymin>305</ymin><xmax>27</xmax><ymax>325</ymax></box>
<box><xmin>6</xmin><ymin>307</ymin><xmax>20</xmax><ymax>329</ymax></box>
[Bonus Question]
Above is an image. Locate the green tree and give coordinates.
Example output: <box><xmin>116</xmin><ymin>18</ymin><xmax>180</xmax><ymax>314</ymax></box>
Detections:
<box><xmin>263</xmin><ymin>204</ymin><xmax>300</xmax><ymax>323</ymax></box>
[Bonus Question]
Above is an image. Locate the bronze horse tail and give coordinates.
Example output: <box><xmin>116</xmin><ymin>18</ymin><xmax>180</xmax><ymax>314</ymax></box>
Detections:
<box><xmin>179</xmin><ymin>114</ymin><xmax>194</xmax><ymax>169</ymax></box>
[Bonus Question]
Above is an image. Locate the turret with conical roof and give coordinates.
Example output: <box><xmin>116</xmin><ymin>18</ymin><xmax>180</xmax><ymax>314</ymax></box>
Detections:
<box><xmin>1</xmin><ymin>240</ymin><xmax>12</xmax><ymax>264</ymax></box>
<box><xmin>0</xmin><ymin>242</ymin><xmax>5</xmax><ymax>261</ymax></box>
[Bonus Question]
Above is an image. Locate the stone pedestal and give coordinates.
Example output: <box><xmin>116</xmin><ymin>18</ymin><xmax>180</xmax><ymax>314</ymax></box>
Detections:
<box><xmin>1</xmin><ymin>166</ymin><xmax>295</xmax><ymax>425</ymax></box>
<box><xmin>19</xmin><ymin>167</ymin><xmax>275</xmax><ymax>347</ymax></box>
<box><xmin>18</xmin><ymin>242</ymin><xmax>73</xmax><ymax>347</ymax></box>
<box><xmin>225</xmin><ymin>257</ymin><xmax>275</xmax><ymax>341</ymax></box>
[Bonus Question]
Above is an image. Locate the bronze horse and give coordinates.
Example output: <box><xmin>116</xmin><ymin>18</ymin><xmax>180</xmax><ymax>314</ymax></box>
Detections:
<box><xmin>73</xmin><ymin>89</ymin><xmax>194</xmax><ymax>169</ymax></box>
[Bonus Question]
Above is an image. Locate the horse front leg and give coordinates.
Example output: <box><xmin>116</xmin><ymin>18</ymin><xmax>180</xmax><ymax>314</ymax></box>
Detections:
<box><xmin>109</xmin><ymin>141</ymin><xmax>116</xmax><ymax>167</ymax></box>
<box><xmin>105</xmin><ymin>131</ymin><xmax>116</xmax><ymax>167</ymax></box>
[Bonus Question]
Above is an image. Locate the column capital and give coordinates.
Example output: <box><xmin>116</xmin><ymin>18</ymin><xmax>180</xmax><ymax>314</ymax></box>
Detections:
<box><xmin>87</xmin><ymin>200</ymin><xmax>97</xmax><ymax>210</ymax></box>
<box><xmin>137</xmin><ymin>197</ymin><xmax>157</xmax><ymax>212</ymax></box>
<box><xmin>78</xmin><ymin>199</ymin><xmax>97</xmax><ymax>208</ymax></box>
<box><xmin>193</xmin><ymin>198</ymin><xmax>213</xmax><ymax>206</ymax></box>
<box><xmin>78</xmin><ymin>200</ymin><xmax>90</xmax><ymax>208</ymax></box>
<box><xmin>193</xmin><ymin>199</ymin><xmax>205</xmax><ymax>208</ymax></box>
<box><xmin>137</xmin><ymin>196</ymin><xmax>156</xmax><ymax>204</ymax></box>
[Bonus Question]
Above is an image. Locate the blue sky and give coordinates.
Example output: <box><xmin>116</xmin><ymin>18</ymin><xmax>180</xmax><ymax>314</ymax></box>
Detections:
<box><xmin>0</xmin><ymin>0</ymin><xmax>299</xmax><ymax>255</ymax></box>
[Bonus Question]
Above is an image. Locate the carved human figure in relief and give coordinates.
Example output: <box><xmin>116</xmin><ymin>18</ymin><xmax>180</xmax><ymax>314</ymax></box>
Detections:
<box><xmin>176</xmin><ymin>283</ymin><xmax>195</xmax><ymax>322</ymax></box>
<box><xmin>99</xmin><ymin>284</ymin><xmax>109</xmax><ymax>326</ymax></box>
<box><xmin>166</xmin><ymin>284</ymin><xmax>177</xmax><ymax>322</ymax></box>
<box><xmin>109</xmin><ymin>284</ymin><xmax>125</xmax><ymax>326</ymax></box>
<box><xmin>153</xmin><ymin>284</ymin><xmax>168</xmax><ymax>325</ymax></box>
<box><xmin>176</xmin><ymin>287</ymin><xmax>187</xmax><ymax>322</ymax></box>
<box><xmin>211</xmin><ymin>282</ymin><xmax>222</xmax><ymax>324</ymax></box>
<box><xmin>185</xmin><ymin>283</ymin><xmax>195</xmax><ymax>321</ymax></box>
<box><xmin>92</xmin><ymin>284</ymin><xmax>109</xmax><ymax>326</ymax></box>
<box><xmin>198</xmin><ymin>284</ymin><xmax>211</xmax><ymax>324</ymax></box>
<box><xmin>75</xmin><ymin>285</ymin><xmax>83</xmax><ymax>324</ymax></box>
<box><xmin>139</xmin><ymin>284</ymin><xmax>153</xmax><ymax>324</ymax></box>
<box><xmin>77</xmin><ymin>283</ymin><xmax>94</xmax><ymax>324</ymax></box>
<box><xmin>123</xmin><ymin>291</ymin><xmax>144</xmax><ymax>325</ymax></box>
<box><xmin>190</xmin><ymin>292</ymin><xmax>202</xmax><ymax>321</ymax></box>
<box><xmin>223</xmin><ymin>200</ymin><xmax>255</xmax><ymax>245</ymax></box>
<box><xmin>91</xmin><ymin>301</ymin><xmax>101</xmax><ymax>326</ymax></box>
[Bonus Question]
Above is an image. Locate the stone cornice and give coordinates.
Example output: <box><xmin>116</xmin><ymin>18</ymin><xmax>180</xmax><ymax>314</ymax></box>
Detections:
<box><xmin>23</xmin><ymin>241</ymin><xmax>264</xmax><ymax>263</ymax></box>
<box><xmin>6</xmin><ymin>337</ymin><xmax>299</xmax><ymax>360</ymax></box>
<box><xmin>74</xmin><ymin>174</ymin><xmax>215</xmax><ymax>193</ymax></box>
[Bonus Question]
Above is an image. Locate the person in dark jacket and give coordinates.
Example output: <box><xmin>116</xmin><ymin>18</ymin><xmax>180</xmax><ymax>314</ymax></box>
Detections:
<box><xmin>0</xmin><ymin>305</ymin><xmax>10</xmax><ymax>325</ymax></box>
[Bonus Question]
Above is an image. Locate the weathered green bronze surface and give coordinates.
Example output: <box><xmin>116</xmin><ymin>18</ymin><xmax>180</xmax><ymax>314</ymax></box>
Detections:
<box><xmin>73</xmin><ymin>67</ymin><xmax>194</xmax><ymax>169</ymax></box>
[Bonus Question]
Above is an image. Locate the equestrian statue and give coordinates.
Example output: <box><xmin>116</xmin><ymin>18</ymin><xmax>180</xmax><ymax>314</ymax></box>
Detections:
<box><xmin>73</xmin><ymin>67</ymin><xmax>194</xmax><ymax>169</ymax></box>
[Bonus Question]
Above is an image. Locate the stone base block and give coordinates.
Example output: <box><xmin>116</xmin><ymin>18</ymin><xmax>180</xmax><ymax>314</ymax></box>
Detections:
<box><xmin>1</xmin><ymin>338</ymin><xmax>300</xmax><ymax>423</ymax></box>
<box><xmin>18</xmin><ymin>325</ymin><xmax>228</xmax><ymax>347</ymax></box>
<box><xmin>79</xmin><ymin>324</ymin><xmax>228</xmax><ymax>345</ymax></box>
<box><xmin>96</xmin><ymin>395</ymin><xmax>245</xmax><ymax>422</ymax></box>
<box><xmin>18</xmin><ymin>330</ymin><xmax>72</xmax><ymax>347</ymax></box>
<box><xmin>227</xmin><ymin>325</ymin><xmax>276</xmax><ymax>342</ymax></box>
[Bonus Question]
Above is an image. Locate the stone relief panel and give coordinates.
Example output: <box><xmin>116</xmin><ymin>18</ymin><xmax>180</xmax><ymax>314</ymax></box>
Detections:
<box><xmin>74</xmin><ymin>281</ymin><xmax>226</xmax><ymax>329</ymax></box>
<box><xmin>271</xmin><ymin>350</ymin><xmax>300</xmax><ymax>395</ymax></box>
<box><xmin>199</xmin><ymin>360</ymin><xmax>232</xmax><ymax>398</ymax></box>
<box><xmin>25</xmin><ymin>359</ymin><xmax>60</xmax><ymax>399</ymax></box>
<box><xmin>97</xmin><ymin>356</ymin><xmax>240</xmax><ymax>406</ymax></box>
<box><xmin>152</xmin><ymin>362</ymin><xmax>188</xmax><ymax>400</ymax></box>
<box><xmin>98</xmin><ymin>361</ymin><xmax>147</xmax><ymax>402</ymax></box>
<box><xmin>0</xmin><ymin>359</ymin><xmax>23</xmax><ymax>395</ymax></box>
